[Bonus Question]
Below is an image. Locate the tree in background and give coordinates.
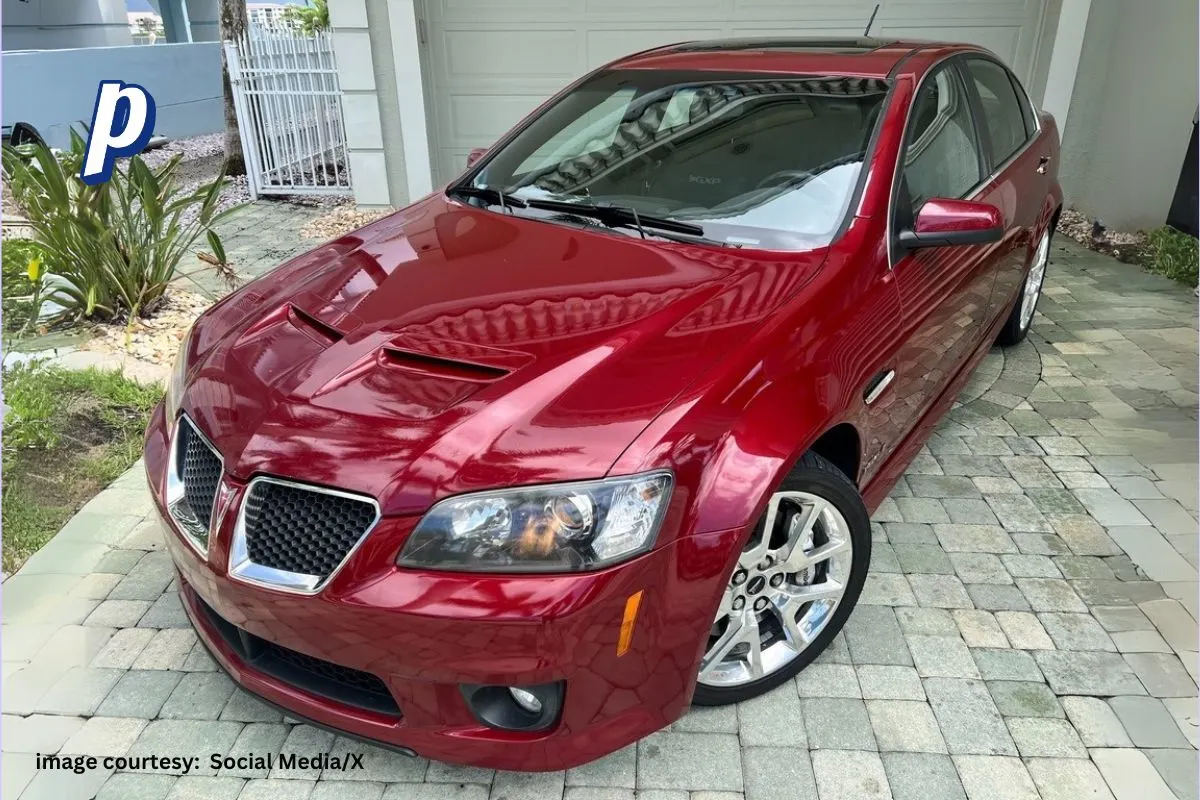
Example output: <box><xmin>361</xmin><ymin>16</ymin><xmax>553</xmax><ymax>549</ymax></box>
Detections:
<box><xmin>218</xmin><ymin>0</ymin><xmax>249</xmax><ymax>176</ymax></box>
<box><xmin>283</xmin><ymin>0</ymin><xmax>330</xmax><ymax>35</ymax></box>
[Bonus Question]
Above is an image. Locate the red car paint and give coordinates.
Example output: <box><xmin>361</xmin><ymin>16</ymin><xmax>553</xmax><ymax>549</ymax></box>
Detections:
<box><xmin>145</xmin><ymin>38</ymin><xmax>1062</xmax><ymax>770</ymax></box>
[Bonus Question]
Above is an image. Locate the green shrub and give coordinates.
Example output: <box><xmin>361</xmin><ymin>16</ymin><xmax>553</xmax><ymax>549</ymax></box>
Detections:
<box><xmin>1142</xmin><ymin>225</ymin><xmax>1199</xmax><ymax>286</ymax></box>
<box><xmin>2</xmin><ymin>131</ymin><xmax>234</xmax><ymax>328</ymax></box>
<box><xmin>2</xmin><ymin>239</ymin><xmax>48</xmax><ymax>333</ymax></box>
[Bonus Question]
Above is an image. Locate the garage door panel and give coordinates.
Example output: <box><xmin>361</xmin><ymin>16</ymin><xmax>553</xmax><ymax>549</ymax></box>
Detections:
<box><xmin>447</xmin><ymin>94</ymin><xmax>546</xmax><ymax>144</ymax></box>
<box><xmin>584</xmin><ymin>0</ymin><xmax>725</xmax><ymax>14</ymax></box>
<box><xmin>437</xmin><ymin>0</ymin><xmax>587</xmax><ymax>24</ymax></box>
<box><xmin>733</xmin><ymin>1</ymin><xmax>874</xmax><ymax>19</ymax></box>
<box><xmin>880</xmin><ymin>23</ymin><xmax>1024</xmax><ymax>66</ymax></box>
<box><xmin>881</xmin><ymin>1</ymin><xmax>1036</xmax><ymax>20</ymax></box>
<box><xmin>440</xmin><ymin>30</ymin><xmax>583</xmax><ymax>80</ymax></box>
<box><xmin>586</xmin><ymin>28</ymin><xmax>724</xmax><ymax>65</ymax></box>
<box><xmin>731</xmin><ymin>25</ymin><xmax>863</xmax><ymax>39</ymax></box>
<box><xmin>422</xmin><ymin>0</ymin><xmax>1046</xmax><ymax>184</ymax></box>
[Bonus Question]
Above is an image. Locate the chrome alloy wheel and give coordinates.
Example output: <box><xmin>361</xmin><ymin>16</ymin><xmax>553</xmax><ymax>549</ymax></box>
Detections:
<box><xmin>699</xmin><ymin>491</ymin><xmax>854</xmax><ymax>687</ymax></box>
<box><xmin>1019</xmin><ymin>231</ymin><xmax>1050</xmax><ymax>331</ymax></box>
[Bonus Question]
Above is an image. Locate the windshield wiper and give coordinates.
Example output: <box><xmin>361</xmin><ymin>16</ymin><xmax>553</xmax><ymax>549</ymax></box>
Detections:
<box><xmin>523</xmin><ymin>198</ymin><xmax>714</xmax><ymax>241</ymax></box>
<box><xmin>447</xmin><ymin>185</ymin><xmax>528</xmax><ymax>211</ymax></box>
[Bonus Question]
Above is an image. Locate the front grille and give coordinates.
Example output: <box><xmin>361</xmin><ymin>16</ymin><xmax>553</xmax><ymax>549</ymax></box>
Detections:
<box><xmin>243</xmin><ymin>480</ymin><xmax>377</xmax><ymax>581</ymax></box>
<box><xmin>190</xmin><ymin>589</ymin><xmax>400</xmax><ymax>717</ymax></box>
<box><xmin>179</xmin><ymin>419</ymin><xmax>222</xmax><ymax>529</ymax></box>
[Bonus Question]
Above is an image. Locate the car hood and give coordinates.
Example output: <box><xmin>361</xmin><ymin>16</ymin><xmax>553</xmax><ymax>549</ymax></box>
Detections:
<box><xmin>182</xmin><ymin>195</ymin><xmax>826</xmax><ymax>515</ymax></box>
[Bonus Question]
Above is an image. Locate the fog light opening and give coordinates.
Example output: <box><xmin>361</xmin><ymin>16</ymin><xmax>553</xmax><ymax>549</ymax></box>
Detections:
<box><xmin>509</xmin><ymin>687</ymin><xmax>543</xmax><ymax>714</ymax></box>
<box><xmin>461</xmin><ymin>681</ymin><xmax>563</xmax><ymax>732</ymax></box>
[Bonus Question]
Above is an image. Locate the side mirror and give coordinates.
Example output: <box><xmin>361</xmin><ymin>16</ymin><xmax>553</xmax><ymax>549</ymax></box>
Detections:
<box><xmin>897</xmin><ymin>198</ymin><xmax>1004</xmax><ymax>249</ymax></box>
<box><xmin>466</xmin><ymin>147</ymin><xmax>488</xmax><ymax>167</ymax></box>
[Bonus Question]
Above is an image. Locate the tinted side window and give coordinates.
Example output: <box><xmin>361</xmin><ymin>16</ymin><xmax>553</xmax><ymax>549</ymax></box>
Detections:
<box><xmin>1008</xmin><ymin>72</ymin><xmax>1037</xmax><ymax>137</ymax></box>
<box><xmin>900</xmin><ymin>64</ymin><xmax>983</xmax><ymax>213</ymax></box>
<box><xmin>964</xmin><ymin>58</ymin><xmax>1030</xmax><ymax>166</ymax></box>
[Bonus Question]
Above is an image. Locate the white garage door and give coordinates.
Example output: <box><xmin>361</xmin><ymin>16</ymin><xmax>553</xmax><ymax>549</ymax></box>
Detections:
<box><xmin>421</xmin><ymin>0</ymin><xmax>1046</xmax><ymax>183</ymax></box>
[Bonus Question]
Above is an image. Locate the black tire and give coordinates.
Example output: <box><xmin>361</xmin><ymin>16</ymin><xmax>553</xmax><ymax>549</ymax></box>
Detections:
<box><xmin>997</xmin><ymin>228</ymin><xmax>1052</xmax><ymax>346</ymax></box>
<box><xmin>692</xmin><ymin>450</ymin><xmax>871</xmax><ymax>706</ymax></box>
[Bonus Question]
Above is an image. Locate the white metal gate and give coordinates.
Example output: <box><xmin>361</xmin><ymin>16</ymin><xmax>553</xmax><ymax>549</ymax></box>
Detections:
<box><xmin>225</xmin><ymin>29</ymin><xmax>351</xmax><ymax>198</ymax></box>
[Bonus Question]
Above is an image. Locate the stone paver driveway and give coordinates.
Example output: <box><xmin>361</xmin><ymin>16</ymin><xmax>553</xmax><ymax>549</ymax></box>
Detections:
<box><xmin>4</xmin><ymin>239</ymin><xmax>1198</xmax><ymax>800</ymax></box>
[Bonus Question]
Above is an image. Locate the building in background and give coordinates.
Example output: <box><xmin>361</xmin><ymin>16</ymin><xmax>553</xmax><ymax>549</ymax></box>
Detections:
<box><xmin>248</xmin><ymin>3</ymin><xmax>294</xmax><ymax>30</ymax></box>
<box><xmin>128</xmin><ymin>10</ymin><xmax>165</xmax><ymax>44</ymax></box>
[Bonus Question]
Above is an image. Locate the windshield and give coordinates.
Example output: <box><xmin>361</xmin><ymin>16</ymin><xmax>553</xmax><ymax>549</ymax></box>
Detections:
<box><xmin>465</xmin><ymin>69</ymin><xmax>890</xmax><ymax>250</ymax></box>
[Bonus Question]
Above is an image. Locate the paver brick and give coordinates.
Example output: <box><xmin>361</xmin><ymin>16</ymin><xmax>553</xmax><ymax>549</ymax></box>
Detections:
<box><xmin>865</xmin><ymin>700</ymin><xmax>946</xmax><ymax>753</ymax></box>
<box><xmin>1091</xmin><ymin>748</ymin><xmax>1179</xmax><ymax>800</ymax></box>
<box><xmin>987</xmin><ymin>681</ymin><xmax>1063</xmax><ymax>718</ymax></box>
<box><xmin>1061</xmin><ymin>696</ymin><xmax>1133</xmax><ymax>747</ymax></box>
<box><xmin>1038</xmin><ymin>612</ymin><xmax>1116</xmax><ymax>651</ymax></box>
<box><xmin>741</xmin><ymin>746</ymin><xmax>817</xmax><ymax>800</ymax></box>
<box><xmin>801</xmin><ymin>697</ymin><xmax>876</xmax><ymax>751</ymax></box>
<box><xmin>1107</xmin><ymin>695</ymin><xmax>1192</xmax><ymax>749</ymax></box>
<box><xmin>952</xmin><ymin>755</ymin><xmax>1038</xmax><ymax>800</ymax></box>
<box><xmin>1034</xmin><ymin>651</ymin><xmax>1146</xmax><ymax>696</ymax></box>
<box><xmin>811</xmin><ymin>750</ymin><xmax>891</xmax><ymax>800</ymax></box>
<box><xmin>1006</xmin><ymin>717</ymin><xmax>1087</xmax><ymax>758</ymax></box>
<box><xmin>908</xmin><ymin>635</ymin><xmax>980</xmax><ymax>679</ymax></box>
<box><xmin>737</xmin><ymin>686</ymin><xmax>806</xmax><ymax>747</ymax></box>
<box><xmin>159</xmin><ymin>672</ymin><xmax>237</xmax><ymax>720</ymax></box>
<box><xmin>1024</xmin><ymin>758</ymin><xmax>1116</xmax><ymax>800</ymax></box>
<box><xmin>881</xmin><ymin>752</ymin><xmax>966</xmax><ymax>800</ymax></box>
<box><xmin>924</xmin><ymin>678</ymin><xmax>1015</xmax><ymax>756</ymax></box>
<box><xmin>96</xmin><ymin>669</ymin><xmax>182</xmax><ymax>718</ymax></box>
<box><xmin>635</xmin><ymin>732</ymin><xmax>742</xmax><ymax>791</ymax></box>
<box><xmin>1123</xmin><ymin>652</ymin><xmax>1198</xmax><ymax>697</ymax></box>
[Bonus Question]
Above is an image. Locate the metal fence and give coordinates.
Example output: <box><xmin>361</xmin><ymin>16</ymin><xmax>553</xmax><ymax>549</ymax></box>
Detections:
<box><xmin>224</xmin><ymin>29</ymin><xmax>351</xmax><ymax>198</ymax></box>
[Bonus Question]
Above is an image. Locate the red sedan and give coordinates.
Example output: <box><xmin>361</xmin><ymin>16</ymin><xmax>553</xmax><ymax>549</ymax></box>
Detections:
<box><xmin>144</xmin><ymin>37</ymin><xmax>1061</xmax><ymax>770</ymax></box>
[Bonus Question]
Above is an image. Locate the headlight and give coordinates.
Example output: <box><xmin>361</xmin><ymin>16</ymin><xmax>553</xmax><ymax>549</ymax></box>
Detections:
<box><xmin>398</xmin><ymin>472</ymin><xmax>673</xmax><ymax>572</ymax></box>
<box><xmin>164</xmin><ymin>327</ymin><xmax>192</xmax><ymax>421</ymax></box>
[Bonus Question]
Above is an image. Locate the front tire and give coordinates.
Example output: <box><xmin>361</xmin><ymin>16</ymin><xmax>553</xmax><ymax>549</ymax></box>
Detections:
<box><xmin>692</xmin><ymin>451</ymin><xmax>871</xmax><ymax>706</ymax></box>
<box><xmin>997</xmin><ymin>228</ymin><xmax>1051</xmax><ymax>346</ymax></box>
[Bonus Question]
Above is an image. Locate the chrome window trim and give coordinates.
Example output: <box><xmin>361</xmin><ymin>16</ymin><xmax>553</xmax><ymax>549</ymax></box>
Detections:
<box><xmin>886</xmin><ymin>53</ymin><xmax>1041</xmax><ymax>268</ymax></box>
<box><xmin>165</xmin><ymin>414</ymin><xmax>223</xmax><ymax>557</ymax></box>
<box><xmin>227</xmin><ymin>476</ymin><xmax>382</xmax><ymax>596</ymax></box>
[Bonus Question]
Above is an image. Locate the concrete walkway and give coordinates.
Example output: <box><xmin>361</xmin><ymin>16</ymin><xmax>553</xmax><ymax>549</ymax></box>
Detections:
<box><xmin>3</xmin><ymin>239</ymin><xmax>1197</xmax><ymax>800</ymax></box>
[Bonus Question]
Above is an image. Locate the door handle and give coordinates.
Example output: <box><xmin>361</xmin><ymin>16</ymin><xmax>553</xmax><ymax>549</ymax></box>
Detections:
<box><xmin>1036</xmin><ymin>155</ymin><xmax>1051</xmax><ymax>175</ymax></box>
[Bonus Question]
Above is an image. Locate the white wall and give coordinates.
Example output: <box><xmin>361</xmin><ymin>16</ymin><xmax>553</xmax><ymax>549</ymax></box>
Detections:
<box><xmin>1057</xmin><ymin>0</ymin><xmax>1199</xmax><ymax>230</ymax></box>
<box><xmin>2</xmin><ymin>0</ymin><xmax>132</xmax><ymax>50</ymax></box>
<box><xmin>2</xmin><ymin>43</ymin><xmax>224</xmax><ymax>148</ymax></box>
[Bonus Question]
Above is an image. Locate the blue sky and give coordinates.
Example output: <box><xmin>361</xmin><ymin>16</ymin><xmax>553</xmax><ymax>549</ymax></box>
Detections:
<box><xmin>125</xmin><ymin>0</ymin><xmax>306</xmax><ymax>10</ymax></box>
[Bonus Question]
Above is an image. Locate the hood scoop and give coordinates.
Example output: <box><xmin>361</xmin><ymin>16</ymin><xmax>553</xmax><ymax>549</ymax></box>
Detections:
<box><xmin>381</xmin><ymin>347</ymin><xmax>511</xmax><ymax>383</ymax></box>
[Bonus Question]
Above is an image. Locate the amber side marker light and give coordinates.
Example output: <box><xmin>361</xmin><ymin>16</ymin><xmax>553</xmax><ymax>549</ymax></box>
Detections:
<box><xmin>617</xmin><ymin>590</ymin><xmax>644</xmax><ymax>656</ymax></box>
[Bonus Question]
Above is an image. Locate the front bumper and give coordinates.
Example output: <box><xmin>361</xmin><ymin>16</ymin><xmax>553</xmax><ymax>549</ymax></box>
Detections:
<box><xmin>145</xmin><ymin>404</ymin><xmax>741</xmax><ymax>771</ymax></box>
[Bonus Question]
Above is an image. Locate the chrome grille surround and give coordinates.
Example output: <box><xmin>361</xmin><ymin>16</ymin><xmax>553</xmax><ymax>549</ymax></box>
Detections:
<box><xmin>165</xmin><ymin>415</ymin><xmax>224</xmax><ymax>555</ymax></box>
<box><xmin>228</xmin><ymin>476</ymin><xmax>381</xmax><ymax>595</ymax></box>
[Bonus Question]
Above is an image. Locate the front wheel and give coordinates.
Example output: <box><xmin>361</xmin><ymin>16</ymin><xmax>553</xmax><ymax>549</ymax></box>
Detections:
<box><xmin>692</xmin><ymin>451</ymin><xmax>871</xmax><ymax>706</ymax></box>
<box><xmin>997</xmin><ymin>228</ymin><xmax>1051</xmax><ymax>346</ymax></box>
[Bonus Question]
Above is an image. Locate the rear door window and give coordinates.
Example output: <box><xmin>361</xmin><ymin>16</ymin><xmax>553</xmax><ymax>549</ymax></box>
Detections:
<box><xmin>963</xmin><ymin>58</ymin><xmax>1032</xmax><ymax>167</ymax></box>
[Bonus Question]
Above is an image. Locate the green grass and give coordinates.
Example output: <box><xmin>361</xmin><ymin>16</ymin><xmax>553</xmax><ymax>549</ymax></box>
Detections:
<box><xmin>1141</xmin><ymin>225</ymin><xmax>1199</xmax><ymax>286</ymax></box>
<box><xmin>2</xmin><ymin>362</ymin><xmax>162</xmax><ymax>573</ymax></box>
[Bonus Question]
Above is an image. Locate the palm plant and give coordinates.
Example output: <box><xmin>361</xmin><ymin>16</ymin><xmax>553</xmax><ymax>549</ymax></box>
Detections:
<box><xmin>283</xmin><ymin>0</ymin><xmax>330</xmax><ymax>35</ymax></box>
<box><xmin>2</xmin><ymin>132</ymin><xmax>235</xmax><ymax>328</ymax></box>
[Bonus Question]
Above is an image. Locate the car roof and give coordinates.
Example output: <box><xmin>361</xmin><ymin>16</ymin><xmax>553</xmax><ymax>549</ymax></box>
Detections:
<box><xmin>610</xmin><ymin>37</ymin><xmax>980</xmax><ymax>79</ymax></box>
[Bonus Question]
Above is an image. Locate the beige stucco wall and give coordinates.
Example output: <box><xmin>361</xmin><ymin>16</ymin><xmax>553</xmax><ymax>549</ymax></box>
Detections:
<box><xmin>330</xmin><ymin>0</ymin><xmax>412</xmax><ymax>208</ymax></box>
<box><xmin>1058</xmin><ymin>0</ymin><xmax>1198</xmax><ymax>231</ymax></box>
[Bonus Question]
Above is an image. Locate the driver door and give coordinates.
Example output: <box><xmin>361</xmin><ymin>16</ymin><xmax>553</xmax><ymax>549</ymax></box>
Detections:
<box><xmin>888</xmin><ymin>60</ymin><xmax>1001</xmax><ymax>428</ymax></box>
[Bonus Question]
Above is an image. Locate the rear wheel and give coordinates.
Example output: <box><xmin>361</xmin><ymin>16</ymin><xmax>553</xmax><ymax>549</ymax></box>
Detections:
<box><xmin>997</xmin><ymin>228</ymin><xmax>1051</xmax><ymax>346</ymax></box>
<box><xmin>692</xmin><ymin>451</ymin><xmax>870</xmax><ymax>706</ymax></box>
